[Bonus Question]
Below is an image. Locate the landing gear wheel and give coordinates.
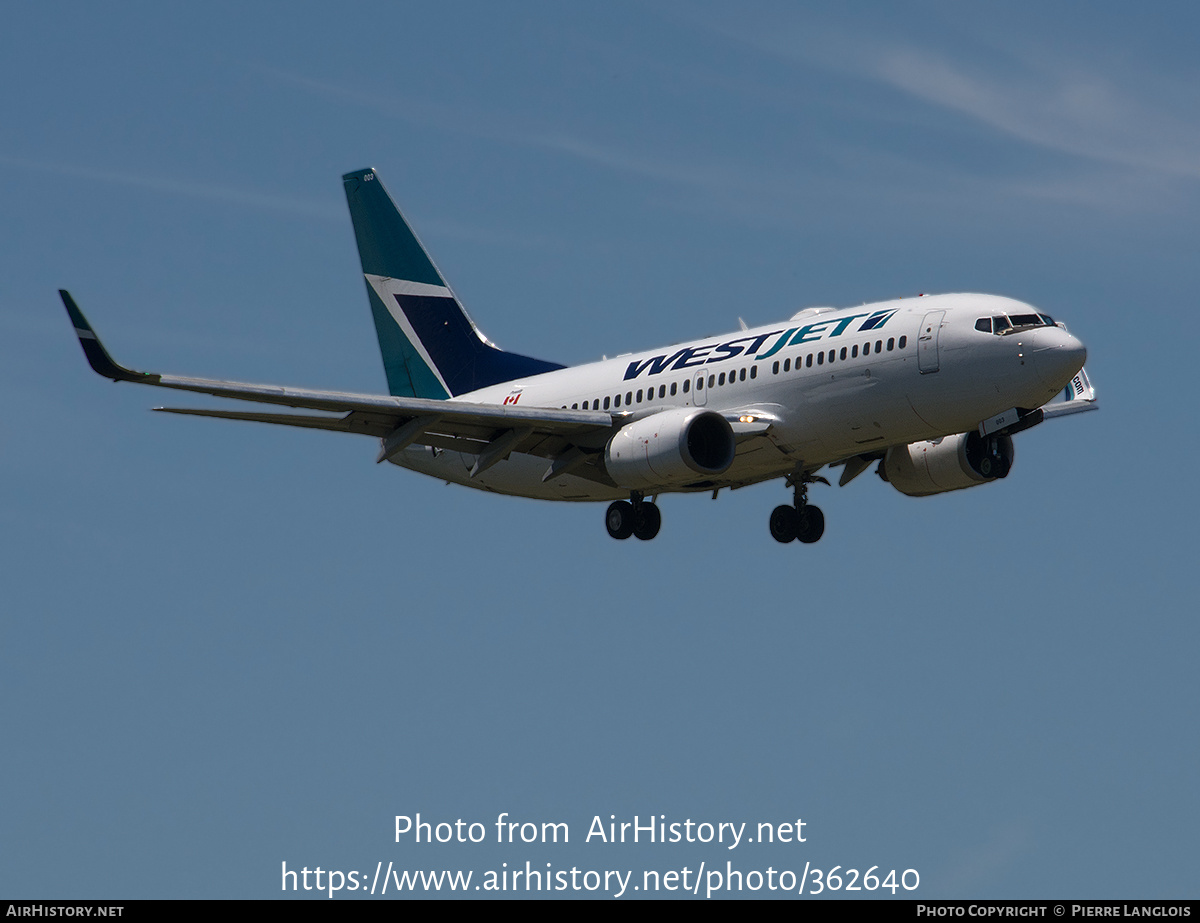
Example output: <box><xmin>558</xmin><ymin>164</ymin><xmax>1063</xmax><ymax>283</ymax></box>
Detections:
<box><xmin>633</xmin><ymin>502</ymin><xmax>661</xmax><ymax>541</ymax></box>
<box><xmin>605</xmin><ymin>501</ymin><xmax>635</xmax><ymax>539</ymax></box>
<box><xmin>770</xmin><ymin>505</ymin><xmax>799</xmax><ymax>543</ymax></box>
<box><xmin>796</xmin><ymin>505</ymin><xmax>825</xmax><ymax>544</ymax></box>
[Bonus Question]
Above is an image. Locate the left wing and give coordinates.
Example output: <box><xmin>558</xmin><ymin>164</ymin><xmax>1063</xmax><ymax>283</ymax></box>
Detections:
<box><xmin>60</xmin><ymin>290</ymin><xmax>616</xmax><ymax>478</ymax></box>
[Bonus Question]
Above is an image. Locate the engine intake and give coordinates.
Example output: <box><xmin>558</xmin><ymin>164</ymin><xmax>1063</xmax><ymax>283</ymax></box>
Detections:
<box><xmin>881</xmin><ymin>431</ymin><xmax>1014</xmax><ymax>497</ymax></box>
<box><xmin>605</xmin><ymin>408</ymin><xmax>735</xmax><ymax>490</ymax></box>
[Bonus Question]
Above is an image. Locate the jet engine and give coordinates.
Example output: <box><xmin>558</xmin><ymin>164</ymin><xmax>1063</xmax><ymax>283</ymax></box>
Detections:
<box><xmin>880</xmin><ymin>431</ymin><xmax>1014</xmax><ymax>497</ymax></box>
<box><xmin>605</xmin><ymin>408</ymin><xmax>735</xmax><ymax>490</ymax></box>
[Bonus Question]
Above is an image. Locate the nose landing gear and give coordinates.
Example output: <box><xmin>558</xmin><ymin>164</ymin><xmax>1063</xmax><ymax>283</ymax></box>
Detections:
<box><xmin>770</xmin><ymin>473</ymin><xmax>827</xmax><ymax>545</ymax></box>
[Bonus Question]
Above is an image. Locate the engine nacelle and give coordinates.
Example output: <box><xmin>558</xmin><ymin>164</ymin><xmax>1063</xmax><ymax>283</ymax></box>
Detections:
<box><xmin>881</xmin><ymin>431</ymin><xmax>1014</xmax><ymax>497</ymax></box>
<box><xmin>605</xmin><ymin>408</ymin><xmax>735</xmax><ymax>490</ymax></box>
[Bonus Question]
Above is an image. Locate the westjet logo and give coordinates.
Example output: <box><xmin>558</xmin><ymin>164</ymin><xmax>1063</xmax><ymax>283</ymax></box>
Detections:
<box><xmin>623</xmin><ymin>310</ymin><xmax>897</xmax><ymax>381</ymax></box>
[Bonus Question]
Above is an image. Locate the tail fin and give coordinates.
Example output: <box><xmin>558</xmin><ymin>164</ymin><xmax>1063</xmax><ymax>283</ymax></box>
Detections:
<box><xmin>342</xmin><ymin>168</ymin><xmax>564</xmax><ymax>399</ymax></box>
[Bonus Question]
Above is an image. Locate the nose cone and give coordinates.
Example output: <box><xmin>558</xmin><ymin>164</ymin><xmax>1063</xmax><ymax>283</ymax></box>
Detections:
<box><xmin>1031</xmin><ymin>328</ymin><xmax>1087</xmax><ymax>391</ymax></box>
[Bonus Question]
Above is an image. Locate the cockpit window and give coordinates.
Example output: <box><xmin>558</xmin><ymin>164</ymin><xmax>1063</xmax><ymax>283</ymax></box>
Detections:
<box><xmin>985</xmin><ymin>313</ymin><xmax>1053</xmax><ymax>335</ymax></box>
<box><xmin>975</xmin><ymin>318</ymin><xmax>992</xmax><ymax>333</ymax></box>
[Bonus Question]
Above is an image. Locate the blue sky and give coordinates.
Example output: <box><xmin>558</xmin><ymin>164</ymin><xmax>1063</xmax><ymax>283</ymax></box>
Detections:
<box><xmin>2</xmin><ymin>1</ymin><xmax>1197</xmax><ymax>899</ymax></box>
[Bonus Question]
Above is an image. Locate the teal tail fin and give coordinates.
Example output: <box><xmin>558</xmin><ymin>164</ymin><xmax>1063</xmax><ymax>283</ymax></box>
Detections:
<box><xmin>342</xmin><ymin>168</ymin><xmax>564</xmax><ymax>399</ymax></box>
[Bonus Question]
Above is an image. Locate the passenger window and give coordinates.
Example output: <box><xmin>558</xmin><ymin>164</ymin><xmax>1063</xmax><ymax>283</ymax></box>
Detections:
<box><xmin>863</xmin><ymin>342</ymin><xmax>870</xmax><ymax>355</ymax></box>
<box><xmin>852</xmin><ymin>344</ymin><xmax>859</xmax><ymax>358</ymax></box>
<box><xmin>571</xmin><ymin>403</ymin><xmax>578</xmax><ymax>409</ymax></box>
<box><xmin>626</xmin><ymin>391</ymin><xmax>633</xmax><ymax>404</ymax></box>
<box><xmin>817</xmin><ymin>352</ymin><xmax>824</xmax><ymax>365</ymax></box>
<box><xmin>783</xmin><ymin>358</ymin><xmax>790</xmax><ymax>372</ymax></box>
<box><xmin>718</xmin><ymin>372</ymin><xmax>726</xmax><ymax>386</ymax></box>
<box><xmin>840</xmin><ymin>347</ymin><xmax>847</xmax><ymax>361</ymax></box>
<box><xmin>603</xmin><ymin>396</ymin><xmax>611</xmax><ymax>410</ymax></box>
<box><xmin>683</xmin><ymin>380</ymin><xmax>690</xmax><ymax>393</ymax></box>
<box><xmin>899</xmin><ymin>336</ymin><xmax>907</xmax><ymax>349</ymax></box>
<box><xmin>828</xmin><ymin>350</ymin><xmax>835</xmax><ymax>363</ymax></box>
<box><xmin>887</xmin><ymin>338</ymin><xmax>894</xmax><ymax>351</ymax></box>
<box><xmin>659</xmin><ymin>385</ymin><xmax>666</xmax><ymax>398</ymax></box>
<box><xmin>750</xmin><ymin>365</ymin><xmax>757</xmax><ymax>379</ymax></box>
<box><xmin>806</xmin><ymin>354</ymin><xmax>813</xmax><ymax>368</ymax></box>
<box><xmin>772</xmin><ymin>361</ymin><xmax>779</xmax><ymax>374</ymax></box>
<box><xmin>740</xmin><ymin>368</ymin><xmax>746</xmax><ymax>381</ymax></box>
<box><xmin>875</xmin><ymin>340</ymin><xmax>882</xmax><ymax>352</ymax></box>
<box><xmin>708</xmin><ymin>375</ymin><xmax>715</xmax><ymax>388</ymax></box>
<box><xmin>670</xmin><ymin>382</ymin><xmax>677</xmax><ymax>396</ymax></box>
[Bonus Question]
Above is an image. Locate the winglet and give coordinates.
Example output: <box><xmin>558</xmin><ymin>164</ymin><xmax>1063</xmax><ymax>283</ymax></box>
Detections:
<box><xmin>59</xmin><ymin>290</ymin><xmax>160</xmax><ymax>384</ymax></box>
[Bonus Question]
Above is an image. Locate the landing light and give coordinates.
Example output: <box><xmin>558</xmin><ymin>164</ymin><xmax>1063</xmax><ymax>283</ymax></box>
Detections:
<box><xmin>739</xmin><ymin>415</ymin><xmax>756</xmax><ymax>423</ymax></box>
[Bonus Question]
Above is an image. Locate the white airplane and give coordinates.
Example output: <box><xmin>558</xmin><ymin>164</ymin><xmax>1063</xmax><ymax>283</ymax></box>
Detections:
<box><xmin>60</xmin><ymin>167</ymin><xmax>1096</xmax><ymax>543</ymax></box>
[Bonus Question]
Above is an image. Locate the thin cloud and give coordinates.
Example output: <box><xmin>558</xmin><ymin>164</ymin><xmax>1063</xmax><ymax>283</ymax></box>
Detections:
<box><xmin>263</xmin><ymin>65</ymin><xmax>786</xmax><ymax>216</ymax></box>
<box><xmin>258</xmin><ymin>66</ymin><xmax>464</xmax><ymax>135</ymax></box>
<box><xmin>937</xmin><ymin>820</ymin><xmax>1030</xmax><ymax>896</ymax></box>
<box><xmin>531</xmin><ymin>131</ymin><xmax>733</xmax><ymax>188</ymax></box>
<box><xmin>872</xmin><ymin>48</ymin><xmax>1200</xmax><ymax>181</ymax></box>
<box><xmin>0</xmin><ymin>156</ymin><xmax>342</xmax><ymax>219</ymax></box>
<box><xmin>263</xmin><ymin>65</ymin><xmax>735</xmax><ymax>186</ymax></box>
<box><xmin>698</xmin><ymin>14</ymin><xmax>1200</xmax><ymax>211</ymax></box>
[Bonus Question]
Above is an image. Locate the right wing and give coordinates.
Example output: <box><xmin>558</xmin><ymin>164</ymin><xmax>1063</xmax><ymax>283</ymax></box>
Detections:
<box><xmin>60</xmin><ymin>290</ymin><xmax>617</xmax><ymax>479</ymax></box>
<box><xmin>1040</xmin><ymin>366</ymin><xmax>1098</xmax><ymax>420</ymax></box>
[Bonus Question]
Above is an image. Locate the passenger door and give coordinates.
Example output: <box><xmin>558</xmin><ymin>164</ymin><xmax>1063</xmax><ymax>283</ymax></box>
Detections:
<box><xmin>918</xmin><ymin>311</ymin><xmax>945</xmax><ymax>374</ymax></box>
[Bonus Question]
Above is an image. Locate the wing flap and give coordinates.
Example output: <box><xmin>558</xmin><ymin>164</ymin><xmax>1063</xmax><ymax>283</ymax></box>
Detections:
<box><xmin>153</xmin><ymin>407</ymin><xmax>402</xmax><ymax>437</ymax></box>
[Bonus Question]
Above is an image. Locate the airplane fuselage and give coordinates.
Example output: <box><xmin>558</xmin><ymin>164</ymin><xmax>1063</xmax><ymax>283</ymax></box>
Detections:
<box><xmin>393</xmin><ymin>293</ymin><xmax>1085</xmax><ymax>501</ymax></box>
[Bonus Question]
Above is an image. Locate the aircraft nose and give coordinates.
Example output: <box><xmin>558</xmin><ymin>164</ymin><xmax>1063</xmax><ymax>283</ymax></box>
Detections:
<box><xmin>1032</xmin><ymin>329</ymin><xmax>1087</xmax><ymax>391</ymax></box>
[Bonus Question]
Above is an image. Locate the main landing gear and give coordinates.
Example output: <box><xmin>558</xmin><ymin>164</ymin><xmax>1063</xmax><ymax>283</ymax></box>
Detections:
<box><xmin>606</xmin><ymin>492</ymin><xmax>661</xmax><ymax>541</ymax></box>
<box><xmin>770</xmin><ymin>474</ymin><xmax>826</xmax><ymax>544</ymax></box>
